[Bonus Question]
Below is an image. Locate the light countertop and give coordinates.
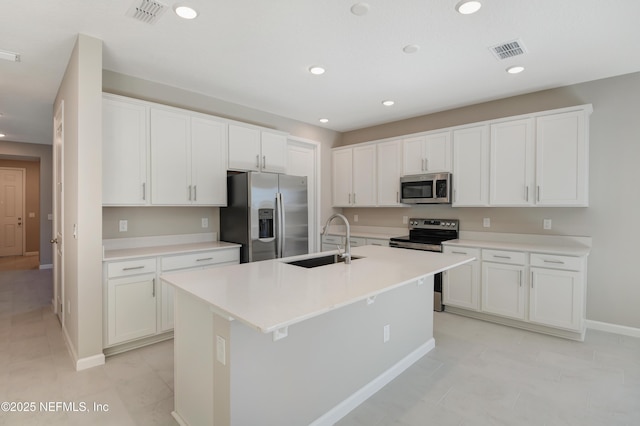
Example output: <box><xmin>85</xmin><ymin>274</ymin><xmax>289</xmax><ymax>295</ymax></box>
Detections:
<box><xmin>103</xmin><ymin>241</ymin><xmax>241</xmax><ymax>261</ymax></box>
<box><xmin>161</xmin><ymin>245</ymin><xmax>474</xmax><ymax>334</ymax></box>
<box><xmin>442</xmin><ymin>232</ymin><xmax>591</xmax><ymax>256</ymax></box>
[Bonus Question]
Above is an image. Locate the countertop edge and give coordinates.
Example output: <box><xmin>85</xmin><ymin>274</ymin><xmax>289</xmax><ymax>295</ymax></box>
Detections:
<box><xmin>103</xmin><ymin>241</ymin><xmax>241</xmax><ymax>261</ymax></box>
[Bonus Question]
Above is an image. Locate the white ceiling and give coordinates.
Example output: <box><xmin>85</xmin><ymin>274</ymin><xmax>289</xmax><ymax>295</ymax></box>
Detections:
<box><xmin>1</xmin><ymin>0</ymin><xmax>640</xmax><ymax>145</ymax></box>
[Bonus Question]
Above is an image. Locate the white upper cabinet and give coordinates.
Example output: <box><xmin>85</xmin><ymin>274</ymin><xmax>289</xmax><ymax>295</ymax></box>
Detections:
<box><xmin>535</xmin><ymin>109</ymin><xmax>590</xmax><ymax>206</ymax></box>
<box><xmin>102</xmin><ymin>95</ymin><xmax>149</xmax><ymax>205</ymax></box>
<box><xmin>228</xmin><ymin>124</ymin><xmax>287</xmax><ymax>173</ymax></box>
<box><xmin>376</xmin><ymin>140</ymin><xmax>403</xmax><ymax>206</ymax></box>
<box><xmin>489</xmin><ymin>118</ymin><xmax>535</xmax><ymax>206</ymax></box>
<box><xmin>452</xmin><ymin>125</ymin><xmax>490</xmax><ymax>206</ymax></box>
<box><xmin>150</xmin><ymin>107</ymin><xmax>227</xmax><ymax>206</ymax></box>
<box><xmin>402</xmin><ymin>131</ymin><xmax>451</xmax><ymax>175</ymax></box>
<box><xmin>332</xmin><ymin>145</ymin><xmax>376</xmax><ymax>207</ymax></box>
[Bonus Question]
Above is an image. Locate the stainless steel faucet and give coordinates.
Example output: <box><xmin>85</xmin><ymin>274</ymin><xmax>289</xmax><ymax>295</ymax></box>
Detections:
<box><xmin>322</xmin><ymin>213</ymin><xmax>351</xmax><ymax>264</ymax></box>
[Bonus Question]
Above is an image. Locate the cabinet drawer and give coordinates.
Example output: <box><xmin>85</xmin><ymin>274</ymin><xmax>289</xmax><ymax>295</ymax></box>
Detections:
<box><xmin>482</xmin><ymin>249</ymin><xmax>526</xmax><ymax>265</ymax></box>
<box><xmin>530</xmin><ymin>253</ymin><xmax>583</xmax><ymax>271</ymax></box>
<box><xmin>107</xmin><ymin>258</ymin><xmax>156</xmax><ymax>278</ymax></box>
<box><xmin>443</xmin><ymin>246</ymin><xmax>481</xmax><ymax>258</ymax></box>
<box><xmin>161</xmin><ymin>249</ymin><xmax>239</xmax><ymax>271</ymax></box>
<box><xmin>366</xmin><ymin>238</ymin><xmax>389</xmax><ymax>247</ymax></box>
<box><xmin>322</xmin><ymin>235</ymin><xmax>344</xmax><ymax>245</ymax></box>
<box><xmin>350</xmin><ymin>237</ymin><xmax>367</xmax><ymax>247</ymax></box>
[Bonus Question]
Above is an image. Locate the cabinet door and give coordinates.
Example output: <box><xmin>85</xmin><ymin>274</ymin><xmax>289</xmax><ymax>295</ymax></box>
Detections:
<box><xmin>443</xmin><ymin>246</ymin><xmax>480</xmax><ymax>310</ymax></box>
<box><xmin>481</xmin><ymin>262</ymin><xmax>526</xmax><ymax>320</ymax></box>
<box><xmin>529</xmin><ymin>267</ymin><xmax>583</xmax><ymax>330</ymax></box>
<box><xmin>107</xmin><ymin>274</ymin><xmax>157</xmax><ymax>345</ymax></box>
<box><xmin>191</xmin><ymin>117</ymin><xmax>227</xmax><ymax>205</ymax></box>
<box><xmin>102</xmin><ymin>97</ymin><xmax>148</xmax><ymax>205</ymax></box>
<box><xmin>261</xmin><ymin>131</ymin><xmax>287</xmax><ymax>173</ymax></box>
<box><xmin>150</xmin><ymin>108</ymin><xmax>190</xmax><ymax>204</ymax></box>
<box><xmin>332</xmin><ymin>149</ymin><xmax>353</xmax><ymax>206</ymax></box>
<box><xmin>402</xmin><ymin>136</ymin><xmax>425</xmax><ymax>175</ymax></box>
<box><xmin>452</xmin><ymin>125</ymin><xmax>489</xmax><ymax>206</ymax></box>
<box><xmin>424</xmin><ymin>131</ymin><xmax>451</xmax><ymax>172</ymax></box>
<box><xmin>377</xmin><ymin>140</ymin><xmax>402</xmax><ymax>206</ymax></box>
<box><xmin>490</xmin><ymin>119</ymin><xmax>534</xmax><ymax>206</ymax></box>
<box><xmin>352</xmin><ymin>145</ymin><xmax>376</xmax><ymax>206</ymax></box>
<box><xmin>536</xmin><ymin>110</ymin><xmax>588</xmax><ymax>206</ymax></box>
<box><xmin>228</xmin><ymin>124</ymin><xmax>261</xmax><ymax>171</ymax></box>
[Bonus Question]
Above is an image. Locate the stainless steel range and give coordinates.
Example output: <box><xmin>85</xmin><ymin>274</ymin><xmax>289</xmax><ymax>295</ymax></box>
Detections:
<box><xmin>389</xmin><ymin>218</ymin><xmax>459</xmax><ymax>311</ymax></box>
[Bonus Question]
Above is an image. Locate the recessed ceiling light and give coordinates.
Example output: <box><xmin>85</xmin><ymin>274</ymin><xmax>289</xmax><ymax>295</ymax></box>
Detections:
<box><xmin>506</xmin><ymin>65</ymin><xmax>525</xmax><ymax>74</ymax></box>
<box><xmin>0</xmin><ymin>133</ymin><xmax>5</xmax><ymax>138</ymax></box>
<box><xmin>382</xmin><ymin>100</ymin><xmax>395</xmax><ymax>106</ymax></box>
<box><xmin>455</xmin><ymin>1</ymin><xmax>482</xmax><ymax>15</ymax></box>
<box><xmin>309</xmin><ymin>66</ymin><xmax>326</xmax><ymax>75</ymax></box>
<box><xmin>319</xmin><ymin>118</ymin><xmax>329</xmax><ymax>124</ymax></box>
<box><xmin>350</xmin><ymin>3</ymin><xmax>370</xmax><ymax>16</ymax></box>
<box><xmin>403</xmin><ymin>44</ymin><xmax>420</xmax><ymax>54</ymax></box>
<box><xmin>174</xmin><ymin>5</ymin><xmax>198</xmax><ymax>19</ymax></box>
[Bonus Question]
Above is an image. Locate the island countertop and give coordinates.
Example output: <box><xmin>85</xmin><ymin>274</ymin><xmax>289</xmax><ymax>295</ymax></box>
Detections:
<box><xmin>161</xmin><ymin>245</ymin><xmax>474</xmax><ymax>334</ymax></box>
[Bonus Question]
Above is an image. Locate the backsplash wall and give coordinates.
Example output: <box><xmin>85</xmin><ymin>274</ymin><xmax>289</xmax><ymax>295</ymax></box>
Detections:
<box><xmin>103</xmin><ymin>207</ymin><xmax>219</xmax><ymax>239</ymax></box>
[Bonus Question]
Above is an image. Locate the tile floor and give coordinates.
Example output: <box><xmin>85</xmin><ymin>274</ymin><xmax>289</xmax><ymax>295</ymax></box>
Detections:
<box><xmin>1</xmin><ymin>267</ymin><xmax>639</xmax><ymax>425</ymax></box>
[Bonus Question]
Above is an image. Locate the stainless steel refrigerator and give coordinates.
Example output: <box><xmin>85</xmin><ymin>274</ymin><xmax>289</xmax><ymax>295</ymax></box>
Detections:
<box><xmin>220</xmin><ymin>172</ymin><xmax>308</xmax><ymax>263</ymax></box>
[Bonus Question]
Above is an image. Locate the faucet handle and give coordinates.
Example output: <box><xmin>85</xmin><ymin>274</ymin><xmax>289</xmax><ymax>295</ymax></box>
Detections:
<box><xmin>336</xmin><ymin>245</ymin><xmax>344</xmax><ymax>256</ymax></box>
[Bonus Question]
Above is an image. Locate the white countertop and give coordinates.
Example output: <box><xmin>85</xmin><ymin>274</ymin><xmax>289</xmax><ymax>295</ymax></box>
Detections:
<box><xmin>161</xmin><ymin>245</ymin><xmax>474</xmax><ymax>334</ymax></box>
<box><xmin>103</xmin><ymin>241</ymin><xmax>240</xmax><ymax>261</ymax></box>
<box><xmin>442</xmin><ymin>232</ymin><xmax>591</xmax><ymax>256</ymax></box>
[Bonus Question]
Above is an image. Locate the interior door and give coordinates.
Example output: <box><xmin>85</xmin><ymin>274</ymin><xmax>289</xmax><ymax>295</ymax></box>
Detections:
<box><xmin>0</xmin><ymin>168</ymin><xmax>25</xmax><ymax>257</ymax></box>
<box><xmin>53</xmin><ymin>102</ymin><xmax>65</xmax><ymax>323</ymax></box>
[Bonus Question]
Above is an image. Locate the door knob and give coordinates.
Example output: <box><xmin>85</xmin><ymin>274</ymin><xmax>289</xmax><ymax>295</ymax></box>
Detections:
<box><xmin>50</xmin><ymin>238</ymin><xmax>58</xmax><ymax>244</ymax></box>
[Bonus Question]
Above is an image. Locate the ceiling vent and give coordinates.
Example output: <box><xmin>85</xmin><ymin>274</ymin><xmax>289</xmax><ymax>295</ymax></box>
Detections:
<box><xmin>126</xmin><ymin>0</ymin><xmax>167</xmax><ymax>24</ymax></box>
<box><xmin>489</xmin><ymin>39</ymin><xmax>527</xmax><ymax>60</ymax></box>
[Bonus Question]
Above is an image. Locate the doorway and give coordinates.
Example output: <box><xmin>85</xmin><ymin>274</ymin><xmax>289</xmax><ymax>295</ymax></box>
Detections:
<box><xmin>0</xmin><ymin>167</ymin><xmax>25</xmax><ymax>257</ymax></box>
<box><xmin>53</xmin><ymin>102</ymin><xmax>65</xmax><ymax>324</ymax></box>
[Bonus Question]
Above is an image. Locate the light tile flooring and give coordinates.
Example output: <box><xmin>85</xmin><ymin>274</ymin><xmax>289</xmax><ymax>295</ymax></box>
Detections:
<box><xmin>1</xmin><ymin>267</ymin><xmax>639</xmax><ymax>425</ymax></box>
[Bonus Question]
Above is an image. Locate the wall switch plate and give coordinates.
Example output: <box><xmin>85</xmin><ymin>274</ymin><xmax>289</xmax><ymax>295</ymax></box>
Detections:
<box><xmin>216</xmin><ymin>335</ymin><xmax>226</xmax><ymax>365</ymax></box>
<box><xmin>483</xmin><ymin>217</ymin><xmax>491</xmax><ymax>228</ymax></box>
<box><xmin>119</xmin><ymin>220</ymin><xmax>128</xmax><ymax>232</ymax></box>
<box><xmin>354</xmin><ymin>214</ymin><xmax>359</xmax><ymax>223</ymax></box>
<box><xmin>201</xmin><ymin>218</ymin><xmax>209</xmax><ymax>228</ymax></box>
<box><xmin>402</xmin><ymin>216</ymin><xmax>408</xmax><ymax>224</ymax></box>
<box><xmin>28</xmin><ymin>212</ymin><xmax>36</xmax><ymax>218</ymax></box>
<box><xmin>383</xmin><ymin>324</ymin><xmax>390</xmax><ymax>343</ymax></box>
<box><xmin>543</xmin><ymin>219</ymin><xmax>552</xmax><ymax>230</ymax></box>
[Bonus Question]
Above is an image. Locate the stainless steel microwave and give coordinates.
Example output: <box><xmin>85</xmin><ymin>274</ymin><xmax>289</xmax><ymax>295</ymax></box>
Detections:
<box><xmin>400</xmin><ymin>173</ymin><xmax>452</xmax><ymax>204</ymax></box>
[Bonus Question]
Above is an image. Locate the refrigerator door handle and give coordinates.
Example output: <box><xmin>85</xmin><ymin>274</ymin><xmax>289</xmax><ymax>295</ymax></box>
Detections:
<box><xmin>280</xmin><ymin>192</ymin><xmax>286</xmax><ymax>257</ymax></box>
<box><xmin>275</xmin><ymin>192</ymin><xmax>283</xmax><ymax>258</ymax></box>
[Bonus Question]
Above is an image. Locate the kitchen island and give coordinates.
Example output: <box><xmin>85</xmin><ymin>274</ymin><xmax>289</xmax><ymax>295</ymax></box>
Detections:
<box><xmin>161</xmin><ymin>245</ymin><xmax>474</xmax><ymax>426</ymax></box>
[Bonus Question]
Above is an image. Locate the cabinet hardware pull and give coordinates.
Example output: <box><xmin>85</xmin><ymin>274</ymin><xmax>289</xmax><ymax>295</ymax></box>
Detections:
<box><xmin>196</xmin><ymin>257</ymin><xmax>213</xmax><ymax>262</ymax></box>
<box><xmin>531</xmin><ymin>271</ymin><xmax>534</xmax><ymax>288</ymax></box>
<box><xmin>353</xmin><ymin>193</ymin><xmax>356</xmax><ymax>204</ymax></box>
<box><xmin>543</xmin><ymin>259</ymin><xmax>565</xmax><ymax>264</ymax></box>
<box><xmin>425</xmin><ymin>158</ymin><xmax>429</xmax><ymax>171</ymax></box>
<box><xmin>396</xmin><ymin>191</ymin><xmax>399</xmax><ymax>203</ymax></box>
<box><xmin>188</xmin><ymin>185</ymin><xmax>192</xmax><ymax>201</ymax></box>
<box><xmin>194</xmin><ymin>185</ymin><xmax>197</xmax><ymax>201</ymax></box>
<box><xmin>453</xmin><ymin>189</ymin><xmax>456</xmax><ymax>202</ymax></box>
<box><xmin>537</xmin><ymin>185</ymin><xmax>541</xmax><ymax>202</ymax></box>
<box><xmin>452</xmin><ymin>251</ymin><xmax>467</xmax><ymax>255</ymax></box>
<box><xmin>256</xmin><ymin>155</ymin><xmax>260</xmax><ymax>168</ymax></box>
<box><xmin>152</xmin><ymin>278</ymin><xmax>156</xmax><ymax>297</ymax></box>
<box><xmin>519</xmin><ymin>270</ymin><xmax>522</xmax><ymax>287</ymax></box>
<box><xmin>123</xmin><ymin>266</ymin><xmax>145</xmax><ymax>271</ymax></box>
<box><xmin>525</xmin><ymin>186</ymin><xmax>528</xmax><ymax>202</ymax></box>
<box><xmin>263</xmin><ymin>155</ymin><xmax>266</xmax><ymax>169</ymax></box>
<box><xmin>348</xmin><ymin>193</ymin><xmax>351</xmax><ymax>204</ymax></box>
<box><xmin>142</xmin><ymin>182</ymin><xmax>146</xmax><ymax>201</ymax></box>
<box><xmin>494</xmin><ymin>255</ymin><xmax>511</xmax><ymax>259</ymax></box>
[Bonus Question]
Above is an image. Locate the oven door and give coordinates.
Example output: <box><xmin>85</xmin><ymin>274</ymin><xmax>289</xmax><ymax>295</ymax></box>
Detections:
<box><xmin>400</xmin><ymin>173</ymin><xmax>451</xmax><ymax>204</ymax></box>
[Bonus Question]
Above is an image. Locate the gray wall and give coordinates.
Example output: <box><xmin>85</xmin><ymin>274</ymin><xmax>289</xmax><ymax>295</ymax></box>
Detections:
<box><xmin>340</xmin><ymin>71</ymin><xmax>640</xmax><ymax>330</ymax></box>
<box><xmin>0</xmin><ymin>141</ymin><xmax>53</xmax><ymax>265</ymax></box>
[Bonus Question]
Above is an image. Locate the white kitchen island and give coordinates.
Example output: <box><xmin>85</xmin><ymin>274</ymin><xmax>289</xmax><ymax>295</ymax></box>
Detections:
<box><xmin>161</xmin><ymin>245</ymin><xmax>474</xmax><ymax>426</ymax></box>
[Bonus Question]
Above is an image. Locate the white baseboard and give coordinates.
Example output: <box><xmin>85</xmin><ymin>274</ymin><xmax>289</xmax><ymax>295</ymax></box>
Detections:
<box><xmin>62</xmin><ymin>323</ymin><xmax>106</xmax><ymax>371</ymax></box>
<box><xmin>310</xmin><ymin>338</ymin><xmax>436</xmax><ymax>426</ymax></box>
<box><xmin>39</xmin><ymin>264</ymin><xmax>53</xmax><ymax>270</ymax></box>
<box><xmin>586</xmin><ymin>320</ymin><xmax>640</xmax><ymax>338</ymax></box>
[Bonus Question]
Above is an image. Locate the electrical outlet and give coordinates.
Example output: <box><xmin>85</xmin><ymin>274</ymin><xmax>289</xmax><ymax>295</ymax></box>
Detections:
<box><xmin>354</xmin><ymin>214</ymin><xmax>359</xmax><ymax>223</ymax></box>
<box><xmin>201</xmin><ymin>218</ymin><xmax>209</xmax><ymax>228</ymax></box>
<box><xmin>383</xmin><ymin>324</ymin><xmax>390</xmax><ymax>343</ymax></box>
<box><xmin>483</xmin><ymin>217</ymin><xmax>491</xmax><ymax>228</ymax></box>
<box><xmin>402</xmin><ymin>216</ymin><xmax>408</xmax><ymax>224</ymax></box>
<box><xmin>543</xmin><ymin>219</ymin><xmax>552</xmax><ymax>230</ymax></box>
<box><xmin>119</xmin><ymin>220</ymin><xmax>128</xmax><ymax>232</ymax></box>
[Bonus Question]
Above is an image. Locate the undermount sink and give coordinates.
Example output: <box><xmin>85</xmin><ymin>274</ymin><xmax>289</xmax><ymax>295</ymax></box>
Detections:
<box><xmin>285</xmin><ymin>254</ymin><xmax>362</xmax><ymax>268</ymax></box>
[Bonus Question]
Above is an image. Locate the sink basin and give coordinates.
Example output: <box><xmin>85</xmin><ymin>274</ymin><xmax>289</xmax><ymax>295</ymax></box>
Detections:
<box><xmin>285</xmin><ymin>254</ymin><xmax>362</xmax><ymax>268</ymax></box>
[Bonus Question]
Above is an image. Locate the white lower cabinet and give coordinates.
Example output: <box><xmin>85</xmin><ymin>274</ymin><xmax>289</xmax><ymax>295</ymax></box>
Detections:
<box><xmin>481</xmin><ymin>261</ymin><xmax>526</xmax><ymax>320</ymax></box>
<box><xmin>104</xmin><ymin>247</ymin><xmax>239</xmax><ymax>349</ymax></box>
<box><xmin>106</xmin><ymin>261</ymin><xmax>157</xmax><ymax>346</ymax></box>
<box><xmin>443</xmin><ymin>246</ymin><xmax>480</xmax><ymax>310</ymax></box>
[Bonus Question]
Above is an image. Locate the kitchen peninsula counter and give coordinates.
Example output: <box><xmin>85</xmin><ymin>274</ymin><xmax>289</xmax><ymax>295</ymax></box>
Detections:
<box><xmin>163</xmin><ymin>245</ymin><xmax>473</xmax><ymax>426</ymax></box>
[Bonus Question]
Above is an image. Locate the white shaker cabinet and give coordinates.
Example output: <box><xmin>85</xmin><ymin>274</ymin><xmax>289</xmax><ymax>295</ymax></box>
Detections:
<box><xmin>489</xmin><ymin>118</ymin><xmax>535</xmax><ymax>206</ymax></box>
<box><xmin>529</xmin><ymin>253</ymin><xmax>585</xmax><ymax>331</ymax></box>
<box><xmin>535</xmin><ymin>109</ymin><xmax>590</xmax><ymax>206</ymax></box>
<box><xmin>443</xmin><ymin>246</ymin><xmax>481</xmax><ymax>310</ymax></box>
<box><xmin>377</xmin><ymin>140</ymin><xmax>403</xmax><ymax>206</ymax></box>
<box><xmin>452</xmin><ymin>125</ymin><xmax>490</xmax><ymax>206</ymax></box>
<box><xmin>102</xmin><ymin>95</ymin><xmax>149</xmax><ymax>205</ymax></box>
<box><xmin>481</xmin><ymin>250</ymin><xmax>527</xmax><ymax>320</ymax></box>
<box><xmin>403</xmin><ymin>131</ymin><xmax>451</xmax><ymax>175</ymax></box>
<box><xmin>228</xmin><ymin>124</ymin><xmax>287</xmax><ymax>173</ymax></box>
<box><xmin>332</xmin><ymin>145</ymin><xmax>376</xmax><ymax>207</ymax></box>
<box><xmin>150</xmin><ymin>108</ymin><xmax>227</xmax><ymax>205</ymax></box>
